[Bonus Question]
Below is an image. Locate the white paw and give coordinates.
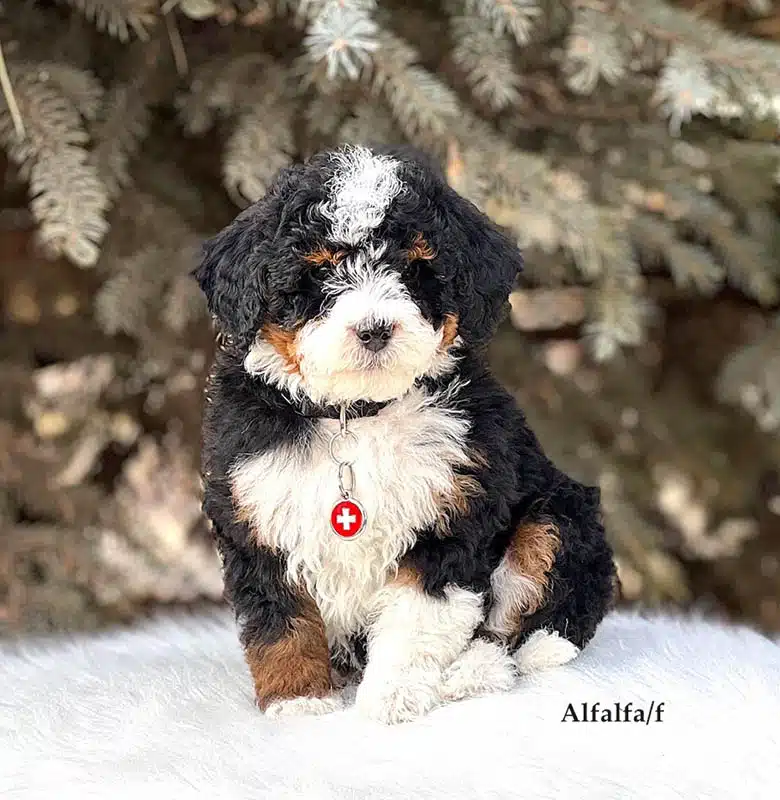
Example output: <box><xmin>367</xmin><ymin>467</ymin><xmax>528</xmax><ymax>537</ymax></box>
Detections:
<box><xmin>514</xmin><ymin>630</ymin><xmax>579</xmax><ymax>674</ymax></box>
<box><xmin>264</xmin><ymin>693</ymin><xmax>343</xmax><ymax>719</ymax></box>
<box><xmin>356</xmin><ymin>668</ymin><xmax>441</xmax><ymax>724</ymax></box>
<box><xmin>439</xmin><ymin>639</ymin><xmax>518</xmax><ymax>702</ymax></box>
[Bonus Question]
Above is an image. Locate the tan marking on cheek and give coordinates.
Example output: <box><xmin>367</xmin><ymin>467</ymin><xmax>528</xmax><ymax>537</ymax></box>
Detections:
<box><xmin>440</xmin><ymin>313</ymin><xmax>459</xmax><ymax>349</ymax></box>
<box><xmin>244</xmin><ymin>596</ymin><xmax>332</xmax><ymax>710</ymax></box>
<box><xmin>262</xmin><ymin>324</ymin><xmax>302</xmax><ymax>375</ymax></box>
<box><xmin>407</xmin><ymin>232</ymin><xmax>436</xmax><ymax>262</ymax></box>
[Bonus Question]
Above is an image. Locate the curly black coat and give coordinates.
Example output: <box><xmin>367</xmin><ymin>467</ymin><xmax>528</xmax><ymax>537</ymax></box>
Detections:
<box><xmin>194</xmin><ymin>144</ymin><xmax>616</xmax><ymax>715</ymax></box>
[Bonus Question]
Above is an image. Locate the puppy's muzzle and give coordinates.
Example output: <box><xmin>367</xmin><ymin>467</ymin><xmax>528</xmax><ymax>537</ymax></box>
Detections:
<box><xmin>355</xmin><ymin>322</ymin><xmax>394</xmax><ymax>353</ymax></box>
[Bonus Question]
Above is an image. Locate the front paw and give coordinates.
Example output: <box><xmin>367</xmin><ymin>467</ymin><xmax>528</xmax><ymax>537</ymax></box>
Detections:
<box><xmin>264</xmin><ymin>693</ymin><xmax>343</xmax><ymax>719</ymax></box>
<box><xmin>439</xmin><ymin>639</ymin><xmax>517</xmax><ymax>702</ymax></box>
<box><xmin>355</xmin><ymin>667</ymin><xmax>441</xmax><ymax>724</ymax></box>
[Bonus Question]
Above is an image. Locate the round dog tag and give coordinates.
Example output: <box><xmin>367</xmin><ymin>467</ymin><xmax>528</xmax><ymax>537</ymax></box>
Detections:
<box><xmin>330</xmin><ymin>498</ymin><xmax>366</xmax><ymax>539</ymax></box>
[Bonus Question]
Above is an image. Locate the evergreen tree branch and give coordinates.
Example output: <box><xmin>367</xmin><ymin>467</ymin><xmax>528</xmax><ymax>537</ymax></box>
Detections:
<box><xmin>450</xmin><ymin>12</ymin><xmax>521</xmax><ymax>111</ymax></box>
<box><xmin>61</xmin><ymin>0</ymin><xmax>159</xmax><ymax>42</ymax></box>
<box><xmin>38</xmin><ymin>63</ymin><xmax>105</xmax><ymax>121</ymax></box>
<box><xmin>176</xmin><ymin>53</ymin><xmax>278</xmax><ymax>135</ymax></box>
<box><xmin>370</xmin><ymin>31</ymin><xmax>458</xmax><ymax>144</ymax></box>
<box><xmin>88</xmin><ymin>40</ymin><xmax>163</xmax><ymax>202</ymax></box>
<box><xmin>0</xmin><ymin>60</ymin><xmax>109</xmax><ymax>266</ymax></box>
<box><xmin>89</xmin><ymin>82</ymin><xmax>152</xmax><ymax>201</ymax></box>
<box><xmin>631</xmin><ymin>214</ymin><xmax>725</xmax><ymax>295</ymax></box>
<box><xmin>564</xmin><ymin>7</ymin><xmax>627</xmax><ymax>95</ymax></box>
<box><xmin>303</xmin><ymin>0</ymin><xmax>378</xmax><ymax>81</ymax></box>
<box><xmin>664</xmin><ymin>183</ymin><xmax>780</xmax><ymax>305</ymax></box>
<box><xmin>575</xmin><ymin>0</ymin><xmax>780</xmax><ymax>128</ymax></box>
<box><xmin>464</xmin><ymin>0</ymin><xmax>541</xmax><ymax>45</ymax></box>
<box><xmin>585</xmin><ymin>273</ymin><xmax>648</xmax><ymax>361</ymax></box>
<box><xmin>223</xmin><ymin>101</ymin><xmax>294</xmax><ymax>205</ymax></box>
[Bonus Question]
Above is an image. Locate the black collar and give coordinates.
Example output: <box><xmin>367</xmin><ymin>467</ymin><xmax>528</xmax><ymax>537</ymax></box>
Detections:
<box><xmin>294</xmin><ymin>397</ymin><xmax>392</xmax><ymax>420</ymax></box>
<box><xmin>289</xmin><ymin>375</ymin><xmax>443</xmax><ymax>420</ymax></box>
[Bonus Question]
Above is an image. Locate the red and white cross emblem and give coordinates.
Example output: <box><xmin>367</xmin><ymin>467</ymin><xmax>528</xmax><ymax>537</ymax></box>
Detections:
<box><xmin>330</xmin><ymin>498</ymin><xmax>366</xmax><ymax>539</ymax></box>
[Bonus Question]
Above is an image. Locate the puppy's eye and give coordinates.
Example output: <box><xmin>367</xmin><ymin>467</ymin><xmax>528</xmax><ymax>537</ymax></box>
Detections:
<box><xmin>406</xmin><ymin>233</ymin><xmax>436</xmax><ymax>265</ymax></box>
<box><xmin>302</xmin><ymin>247</ymin><xmax>346</xmax><ymax>267</ymax></box>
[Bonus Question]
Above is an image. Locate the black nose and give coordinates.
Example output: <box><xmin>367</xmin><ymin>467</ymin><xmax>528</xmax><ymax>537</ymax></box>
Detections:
<box><xmin>356</xmin><ymin>323</ymin><xmax>394</xmax><ymax>353</ymax></box>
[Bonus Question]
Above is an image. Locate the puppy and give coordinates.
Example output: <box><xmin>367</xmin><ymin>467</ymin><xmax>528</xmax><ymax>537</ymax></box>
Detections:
<box><xmin>194</xmin><ymin>144</ymin><xmax>616</xmax><ymax>724</ymax></box>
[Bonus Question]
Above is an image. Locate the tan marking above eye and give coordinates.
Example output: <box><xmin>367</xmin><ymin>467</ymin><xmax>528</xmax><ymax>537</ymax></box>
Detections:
<box><xmin>407</xmin><ymin>232</ymin><xmax>436</xmax><ymax>262</ymax></box>
<box><xmin>302</xmin><ymin>247</ymin><xmax>347</xmax><ymax>266</ymax></box>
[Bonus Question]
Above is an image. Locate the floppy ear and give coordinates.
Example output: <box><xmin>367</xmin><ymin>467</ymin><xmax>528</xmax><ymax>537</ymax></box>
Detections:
<box><xmin>438</xmin><ymin>184</ymin><xmax>523</xmax><ymax>348</ymax></box>
<box><xmin>193</xmin><ymin>164</ymin><xmax>303</xmax><ymax>348</ymax></box>
<box><xmin>194</xmin><ymin>206</ymin><xmax>267</xmax><ymax>347</ymax></box>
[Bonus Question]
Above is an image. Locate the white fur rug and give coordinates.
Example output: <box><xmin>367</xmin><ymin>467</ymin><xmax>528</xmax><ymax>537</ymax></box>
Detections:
<box><xmin>1</xmin><ymin>610</ymin><xmax>778</xmax><ymax>800</ymax></box>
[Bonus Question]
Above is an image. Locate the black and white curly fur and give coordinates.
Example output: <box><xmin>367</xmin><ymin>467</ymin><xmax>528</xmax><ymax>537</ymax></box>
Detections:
<box><xmin>194</xmin><ymin>144</ymin><xmax>616</xmax><ymax>724</ymax></box>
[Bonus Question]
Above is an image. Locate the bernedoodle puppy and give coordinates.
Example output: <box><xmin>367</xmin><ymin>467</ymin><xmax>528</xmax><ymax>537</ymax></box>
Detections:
<box><xmin>194</xmin><ymin>144</ymin><xmax>616</xmax><ymax>724</ymax></box>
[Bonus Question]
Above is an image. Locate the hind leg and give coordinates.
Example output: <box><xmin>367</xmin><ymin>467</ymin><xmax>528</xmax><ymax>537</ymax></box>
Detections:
<box><xmin>486</xmin><ymin>479</ymin><xmax>617</xmax><ymax>672</ymax></box>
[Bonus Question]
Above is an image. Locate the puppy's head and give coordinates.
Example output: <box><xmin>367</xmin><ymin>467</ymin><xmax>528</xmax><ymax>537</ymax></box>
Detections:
<box><xmin>195</xmin><ymin>145</ymin><xmax>522</xmax><ymax>404</ymax></box>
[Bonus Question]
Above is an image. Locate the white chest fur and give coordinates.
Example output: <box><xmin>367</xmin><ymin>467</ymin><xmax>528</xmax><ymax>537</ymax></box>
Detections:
<box><xmin>230</xmin><ymin>386</ymin><xmax>472</xmax><ymax>645</ymax></box>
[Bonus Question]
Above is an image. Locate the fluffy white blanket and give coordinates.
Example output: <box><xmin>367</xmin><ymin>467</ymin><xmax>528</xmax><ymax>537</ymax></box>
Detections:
<box><xmin>1</xmin><ymin>610</ymin><xmax>778</xmax><ymax>799</ymax></box>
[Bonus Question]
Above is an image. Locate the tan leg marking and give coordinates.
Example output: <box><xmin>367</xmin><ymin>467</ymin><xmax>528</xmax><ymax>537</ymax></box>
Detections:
<box><xmin>485</xmin><ymin>521</ymin><xmax>560</xmax><ymax>638</ymax></box>
<box><xmin>245</xmin><ymin>596</ymin><xmax>331</xmax><ymax>710</ymax></box>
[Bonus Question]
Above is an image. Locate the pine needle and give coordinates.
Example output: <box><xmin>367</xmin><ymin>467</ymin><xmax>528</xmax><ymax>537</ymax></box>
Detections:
<box><xmin>164</xmin><ymin>11</ymin><xmax>189</xmax><ymax>78</ymax></box>
<box><xmin>0</xmin><ymin>41</ymin><xmax>25</xmax><ymax>139</ymax></box>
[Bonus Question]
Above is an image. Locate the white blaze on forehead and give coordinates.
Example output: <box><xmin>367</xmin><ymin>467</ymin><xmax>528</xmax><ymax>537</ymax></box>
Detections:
<box><xmin>320</xmin><ymin>145</ymin><xmax>403</xmax><ymax>245</ymax></box>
